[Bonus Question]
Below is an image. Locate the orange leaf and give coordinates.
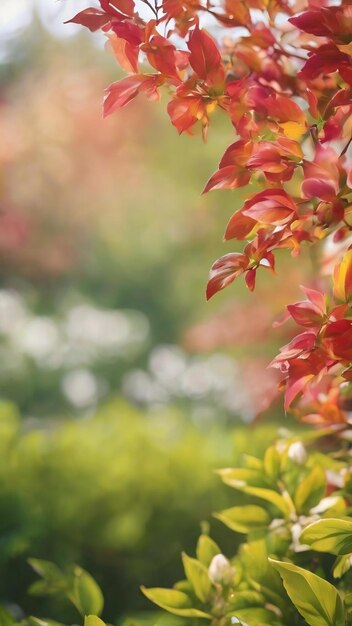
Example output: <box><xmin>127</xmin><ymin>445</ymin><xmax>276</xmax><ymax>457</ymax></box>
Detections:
<box><xmin>333</xmin><ymin>249</ymin><xmax>352</xmax><ymax>303</ymax></box>
<box><xmin>143</xmin><ymin>35</ymin><xmax>178</xmax><ymax>77</ymax></box>
<box><xmin>108</xmin><ymin>34</ymin><xmax>139</xmax><ymax>73</ymax></box>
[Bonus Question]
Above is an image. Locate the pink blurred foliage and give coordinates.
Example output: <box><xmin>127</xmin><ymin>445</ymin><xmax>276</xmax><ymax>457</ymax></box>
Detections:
<box><xmin>0</xmin><ymin>52</ymin><xmax>151</xmax><ymax>278</ymax></box>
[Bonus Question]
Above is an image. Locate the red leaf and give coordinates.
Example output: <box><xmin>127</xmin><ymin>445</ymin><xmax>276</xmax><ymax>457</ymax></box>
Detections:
<box><xmin>245</xmin><ymin>268</ymin><xmax>256</xmax><ymax>291</ymax></box>
<box><xmin>301</xmin><ymin>178</ymin><xmax>337</xmax><ymax>201</ymax></box>
<box><xmin>167</xmin><ymin>95</ymin><xmax>206</xmax><ymax>133</ymax></box>
<box><xmin>285</xmin><ymin>371</ymin><xmax>315</xmax><ymax>411</ymax></box>
<box><xmin>267</xmin><ymin>94</ymin><xmax>305</xmax><ymax>125</ymax></box>
<box><xmin>112</xmin><ymin>21</ymin><xmax>143</xmax><ymax>46</ymax></box>
<box><xmin>299</xmin><ymin>44</ymin><xmax>351</xmax><ymax>80</ymax></box>
<box><xmin>242</xmin><ymin>188</ymin><xmax>297</xmax><ymax>226</ymax></box>
<box><xmin>103</xmin><ymin>75</ymin><xmax>161</xmax><ymax>116</ymax></box>
<box><xmin>203</xmin><ymin>165</ymin><xmax>251</xmax><ymax>193</ymax></box>
<box><xmin>65</xmin><ymin>8</ymin><xmax>110</xmax><ymax>31</ymax></box>
<box><xmin>307</xmin><ymin>89</ymin><xmax>319</xmax><ymax>119</ymax></box>
<box><xmin>289</xmin><ymin>6</ymin><xmax>352</xmax><ymax>46</ymax></box>
<box><xmin>219</xmin><ymin>140</ymin><xmax>253</xmax><ymax>168</ymax></box>
<box><xmin>323</xmin><ymin>319</ymin><xmax>352</xmax><ymax>361</ymax></box>
<box><xmin>100</xmin><ymin>0</ymin><xmax>135</xmax><ymax>17</ymax></box>
<box><xmin>203</xmin><ymin>140</ymin><xmax>253</xmax><ymax>193</ymax></box>
<box><xmin>206</xmin><ymin>253</ymin><xmax>248</xmax><ymax>300</ymax></box>
<box><xmin>289</xmin><ymin>9</ymin><xmax>328</xmax><ymax>38</ymax></box>
<box><xmin>188</xmin><ymin>27</ymin><xmax>223</xmax><ymax>84</ymax></box>
<box><xmin>246</xmin><ymin>141</ymin><xmax>301</xmax><ymax>183</ymax></box>
<box><xmin>246</xmin><ymin>228</ymin><xmax>282</xmax><ymax>262</ymax></box>
<box><xmin>174</xmin><ymin>50</ymin><xmax>190</xmax><ymax>70</ymax></box>
<box><xmin>276</xmin><ymin>351</ymin><xmax>327</xmax><ymax>410</ymax></box>
<box><xmin>272</xmin><ymin>331</ymin><xmax>317</xmax><ymax>363</ymax></box>
<box><xmin>143</xmin><ymin>35</ymin><xmax>178</xmax><ymax>77</ymax></box>
<box><xmin>328</xmin><ymin>304</ymin><xmax>349</xmax><ymax>322</ymax></box>
<box><xmin>287</xmin><ymin>302</ymin><xmax>325</xmax><ymax>328</ymax></box>
<box><xmin>300</xmin><ymin>286</ymin><xmax>326</xmax><ymax>315</ymax></box>
<box><xmin>259</xmin><ymin>252</ymin><xmax>275</xmax><ymax>271</ymax></box>
<box><xmin>302</xmin><ymin>145</ymin><xmax>340</xmax><ymax>202</ymax></box>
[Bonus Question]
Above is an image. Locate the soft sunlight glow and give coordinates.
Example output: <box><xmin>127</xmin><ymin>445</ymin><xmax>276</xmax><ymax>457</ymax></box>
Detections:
<box><xmin>0</xmin><ymin>0</ymin><xmax>32</xmax><ymax>37</ymax></box>
<box><xmin>0</xmin><ymin>0</ymin><xmax>91</xmax><ymax>42</ymax></box>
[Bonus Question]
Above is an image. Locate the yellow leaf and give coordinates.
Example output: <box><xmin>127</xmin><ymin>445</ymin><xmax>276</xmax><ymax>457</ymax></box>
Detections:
<box><xmin>333</xmin><ymin>249</ymin><xmax>352</xmax><ymax>302</ymax></box>
<box><xmin>279</xmin><ymin>121</ymin><xmax>306</xmax><ymax>141</ymax></box>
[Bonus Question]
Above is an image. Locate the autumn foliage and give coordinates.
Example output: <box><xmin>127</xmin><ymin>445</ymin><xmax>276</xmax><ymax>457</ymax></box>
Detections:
<box><xmin>67</xmin><ymin>0</ymin><xmax>352</xmax><ymax>424</ymax></box>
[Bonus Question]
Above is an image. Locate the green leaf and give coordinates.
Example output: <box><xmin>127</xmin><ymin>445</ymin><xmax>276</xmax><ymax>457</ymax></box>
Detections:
<box><xmin>226</xmin><ymin>619</ymin><xmax>248</xmax><ymax>626</ymax></box>
<box><xmin>27</xmin><ymin>559</ymin><xmax>66</xmax><ymax>596</ymax></box>
<box><xmin>238</xmin><ymin>539</ymin><xmax>286</xmax><ymax>607</ymax></box>
<box><xmin>28</xmin><ymin>581</ymin><xmax>62</xmax><ymax>597</ymax></box>
<box><xmin>333</xmin><ymin>554</ymin><xmax>352</xmax><ymax>579</ymax></box>
<box><xmin>263</xmin><ymin>446</ymin><xmax>281</xmax><ymax>480</ymax></box>
<box><xmin>215</xmin><ymin>505</ymin><xmax>270</xmax><ymax>534</ymax></box>
<box><xmin>229</xmin><ymin>607</ymin><xmax>281</xmax><ymax>626</ymax></box>
<box><xmin>242</xmin><ymin>455</ymin><xmax>262</xmax><ymax>470</ymax></box>
<box><xmin>269</xmin><ymin>559</ymin><xmax>345</xmax><ymax>626</ymax></box>
<box><xmin>196</xmin><ymin>535</ymin><xmax>220</xmax><ymax>567</ymax></box>
<box><xmin>217</xmin><ymin>468</ymin><xmax>273</xmax><ymax>489</ymax></box>
<box><xmin>0</xmin><ymin>606</ymin><xmax>16</xmax><ymax>626</ymax></box>
<box><xmin>312</xmin><ymin>496</ymin><xmax>347</xmax><ymax>517</ymax></box>
<box><xmin>251</xmin><ymin>583</ymin><xmax>288</xmax><ymax>615</ymax></box>
<box><xmin>141</xmin><ymin>587</ymin><xmax>211</xmax><ymax>619</ymax></box>
<box><xmin>297</xmin><ymin>428</ymin><xmax>338</xmax><ymax>443</ymax></box>
<box><xmin>27</xmin><ymin>619</ymin><xmax>67</xmax><ymax>626</ymax></box>
<box><xmin>301</xmin><ymin>518</ymin><xmax>352</xmax><ymax>555</ymax></box>
<box><xmin>69</xmin><ymin>566</ymin><xmax>104</xmax><ymax>617</ymax></box>
<box><xmin>294</xmin><ymin>466</ymin><xmax>325</xmax><ymax>514</ymax></box>
<box><xmin>227</xmin><ymin>590</ymin><xmax>265</xmax><ymax>611</ymax></box>
<box><xmin>28</xmin><ymin>559</ymin><xmax>64</xmax><ymax>583</ymax></box>
<box><xmin>218</xmin><ymin>469</ymin><xmax>292</xmax><ymax>517</ymax></box>
<box><xmin>182</xmin><ymin>553</ymin><xmax>211</xmax><ymax>602</ymax></box>
<box><xmin>344</xmin><ymin>592</ymin><xmax>352</xmax><ymax>608</ymax></box>
<box><xmin>84</xmin><ymin>616</ymin><xmax>107</xmax><ymax>626</ymax></box>
<box><xmin>174</xmin><ymin>580</ymin><xmax>192</xmax><ymax>594</ymax></box>
<box><xmin>240</xmin><ymin>486</ymin><xmax>292</xmax><ymax>518</ymax></box>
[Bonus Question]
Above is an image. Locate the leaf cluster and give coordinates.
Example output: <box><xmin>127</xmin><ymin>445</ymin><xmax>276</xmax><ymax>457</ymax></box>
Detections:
<box><xmin>142</xmin><ymin>430</ymin><xmax>352</xmax><ymax>626</ymax></box>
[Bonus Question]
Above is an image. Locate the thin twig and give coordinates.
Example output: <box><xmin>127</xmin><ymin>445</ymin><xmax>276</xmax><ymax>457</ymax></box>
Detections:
<box><xmin>140</xmin><ymin>0</ymin><xmax>158</xmax><ymax>19</ymax></box>
<box><xmin>274</xmin><ymin>44</ymin><xmax>307</xmax><ymax>62</ymax></box>
<box><xmin>340</xmin><ymin>136</ymin><xmax>352</xmax><ymax>157</ymax></box>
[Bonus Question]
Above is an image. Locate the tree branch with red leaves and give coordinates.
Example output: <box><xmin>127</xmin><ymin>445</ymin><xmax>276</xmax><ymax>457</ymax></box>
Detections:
<box><xmin>66</xmin><ymin>0</ymin><xmax>352</xmax><ymax>424</ymax></box>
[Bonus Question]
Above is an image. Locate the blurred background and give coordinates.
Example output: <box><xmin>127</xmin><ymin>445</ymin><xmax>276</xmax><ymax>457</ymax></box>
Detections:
<box><xmin>0</xmin><ymin>1</ymin><xmax>314</xmax><ymax>624</ymax></box>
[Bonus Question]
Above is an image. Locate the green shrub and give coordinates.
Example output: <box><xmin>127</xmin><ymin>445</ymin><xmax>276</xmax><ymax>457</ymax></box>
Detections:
<box><xmin>142</xmin><ymin>428</ymin><xmax>352</xmax><ymax>626</ymax></box>
<box><xmin>0</xmin><ymin>400</ymin><xmax>280</xmax><ymax>620</ymax></box>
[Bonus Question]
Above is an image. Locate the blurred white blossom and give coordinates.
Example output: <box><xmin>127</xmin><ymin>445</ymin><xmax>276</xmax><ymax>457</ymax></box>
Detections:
<box><xmin>62</xmin><ymin>368</ymin><xmax>99</xmax><ymax>408</ymax></box>
<box><xmin>288</xmin><ymin>441</ymin><xmax>307</xmax><ymax>465</ymax></box>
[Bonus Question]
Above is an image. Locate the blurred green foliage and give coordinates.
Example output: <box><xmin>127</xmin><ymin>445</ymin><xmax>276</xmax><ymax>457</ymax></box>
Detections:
<box><xmin>0</xmin><ymin>400</ymin><xmax>281</xmax><ymax>622</ymax></box>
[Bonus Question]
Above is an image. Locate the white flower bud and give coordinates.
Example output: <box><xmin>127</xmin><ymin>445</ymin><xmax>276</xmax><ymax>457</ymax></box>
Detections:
<box><xmin>208</xmin><ymin>554</ymin><xmax>235</xmax><ymax>585</ymax></box>
<box><xmin>287</xmin><ymin>441</ymin><xmax>307</xmax><ymax>465</ymax></box>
